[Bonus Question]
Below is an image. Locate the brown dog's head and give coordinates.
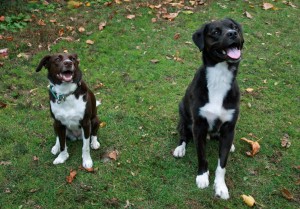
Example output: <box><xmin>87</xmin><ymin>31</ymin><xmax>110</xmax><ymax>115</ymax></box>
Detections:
<box><xmin>192</xmin><ymin>18</ymin><xmax>244</xmax><ymax>64</ymax></box>
<box><xmin>36</xmin><ymin>53</ymin><xmax>82</xmax><ymax>84</ymax></box>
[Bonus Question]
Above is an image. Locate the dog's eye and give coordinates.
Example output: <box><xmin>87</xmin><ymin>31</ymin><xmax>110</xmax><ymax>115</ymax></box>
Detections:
<box><xmin>55</xmin><ymin>57</ymin><xmax>61</xmax><ymax>62</ymax></box>
<box><xmin>232</xmin><ymin>25</ymin><xmax>239</xmax><ymax>31</ymax></box>
<box><xmin>212</xmin><ymin>30</ymin><xmax>221</xmax><ymax>35</ymax></box>
<box><xmin>70</xmin><ymin>57</ymin><xmax>76</xmax><ymax>61</ymax></box>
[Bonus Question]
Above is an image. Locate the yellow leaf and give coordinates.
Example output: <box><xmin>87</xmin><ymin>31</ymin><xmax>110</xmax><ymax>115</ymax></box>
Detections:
<box><xmin>100</xmin><ymin>122</ymin><xmax>107</xmax><ymax>128</ymax></box>
<box><xmin>86</xmin><ymin>40</ymin><xmax>94</xmax><ymax>45</ymax></box>
<box><xmin>68</xmin><ymin>1</ymin><xmax>82</xmax><ymax>8</ymax></box>
<box><xmin>245</xmin><ymin>88</ymin><xmax>254</xmax><ymax>93</ymax></box>
<box><xmin>85</xmin><ymin>2</ymin><xmax>91</xmax><ymax>7</ymax></box>
<box><xmin>241</xmin><ymin>137</ymin><xmax>260</xmax><ymax>157</ymax></box>
<box><xmin>241</xmin><ymin>194</ymin><xmax>256</xmax><ymax>207</ymax></box>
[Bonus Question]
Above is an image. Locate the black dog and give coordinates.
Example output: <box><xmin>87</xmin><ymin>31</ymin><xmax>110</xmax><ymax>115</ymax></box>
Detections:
<box><xmin>173</xmin><ymin>18</ymin><xmax>244</xmax><ymax>199</ymax></box>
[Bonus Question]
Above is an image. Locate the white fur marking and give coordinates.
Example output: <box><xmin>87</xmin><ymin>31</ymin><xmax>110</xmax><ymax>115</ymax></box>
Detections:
<box><xmin>51</xmin><ymin>137</ymin><xmax>60</xmax><ymax>155</ymax></box>
<box><xmin>91</xmin><ymin>135</ymin><xmax>100</xmax><ymax>150</ymax></box>
<box><xmin>230</xmin><ymin>144</ymin><xmax>235</xmax><ymax>153</ymax></box>
<box><xmin>82</xmin><ymin>129</ymin><xmax>93</xmax><ymax>168</ymax></box>
<box><xmin>196</xmin><ymin>171</ymin><xmax>209</xmax><ymax>189</ymax></box>
<box><xmin>199</xmin><ymin>62</ymin><xmax>235</xmax><ymax>130</ymax></box>
<box><xmin>53</xmin><ymin>149</ymin><xmax>69</xmax><ymax>164</ymax></box>
<box><xmin>173</xmin><ymin>142</ymin><xmax>186</xmax><ymax>157</ymax></box>
<box><xmin>214</xmin><ymin>159</ymin><xmax>229</xmax><ymax>199</ymax></box>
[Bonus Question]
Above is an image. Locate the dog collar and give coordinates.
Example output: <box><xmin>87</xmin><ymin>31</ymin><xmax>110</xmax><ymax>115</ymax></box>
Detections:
<box><xmin>49</xmin><ymin>82</ymin><xmax>81</xmax><ymax>104</ymax></box>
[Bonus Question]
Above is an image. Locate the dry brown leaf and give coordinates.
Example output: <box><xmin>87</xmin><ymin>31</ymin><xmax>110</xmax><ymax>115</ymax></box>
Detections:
<box><xmin>0</xmin><ymin>101</ymin><xmax>7</xmax><ymax>108</ymax></box>
<box><xmin>280</xmin><ymin>133</ymin><xmax>291</xmax><ymax>148</ymax></box>
<box><xmin>244</xmin><ymin>11</ymin><xmax>253</xmax><ymax>19</ymax></box>
<box><xmin>245</xmin><ymin>88</ymin><xmax>254</xmax><ymax>93</ymax></box>
<box><xmin>262</xmin><ymin>3</ymin><xmax>274</xmax><ymax>10</ymax></box>
<box><xmin>126</xmin><ymin>14</ymin><xmax>136</xmax><ymax>20</ymax></box>
<box><xmin>58</xmin><ymin>28</ymin><xmax>64</xmax><ymax>36</ymax></box>
<box><xmin>150</xmin><ymin>59</ymin><xmax>159</xmax><ymax>64</ymax></box>
<box><xmin>86</xmin><ymin>40</ymin><xmax>94</xmax><ymax>45</ymax></box>
<box><xmin>79</xmin><ymin>165</ymin><xmax>95</xmax><ymax>172</ymax></box>
<box><xmin>68</xmin><ymin>1</ymin><xmax>83</xmax><ymax>8</ymax></box>
<box><xmin>241</xmin><ymin>137</ymin><xmax>260</xmax><ymax>157</ymax></box>
<box><xmin>37</xmin><ymin>19</ymin><xmax>46</xmax><ymax>26</ymax></box>
<box><xmin>281</xmin><ymin>188</ymin><xmax>293</xmax><ymax>200</ymax></box>
<box><xmin>174</xmin><ymin>33</ymin><xmax>180</xmax><ymax>40</ymax></box>
<box><xmin>100</xmin><ymin>122</ymin><xmax>107</xmax><ymax>128</ymax></box>
<box><xmin>108</xmin><ymin>150</ymin><xmax>118</xmax><ymax>160</ymax></box>
<box><xmin>33</xmin><ymin>156</ymin><xmax>39</xmax><ymax>161</ymax></box>
<box><xmin>0</xmin><ymin>16</ymin><xmax>5</xmax><ymax>22</ymax></box>
<box><xmin>94</xmin><ymin>82</ymin><xmax>105</xmax><ymax>89</ymax></box>
<box><xmin>162</xmin><ymin>12</ymin><xmax>179</xmax><ymax>21</ymax></box>
<box><xmin>151</xmin><ymin>18</ymin><xmax>157</xmax><ymax>23</ymax></box>
<box><xmin>78</xmin><ymin>27</ymin><xmax>85</xmax><ymax>33</ymax></box>
<box><xmin>98</xmin><ymin>21</ymin><xmax>107</xmax><ymax>31</ymax></box>
<box><xmin>241</xmin><ymin>194</ymin><xmax>256</xmax><ymax>207</ymax></box>
<box><xmin>0</xmin><ymin>161</ymin><xmax>11</xmax><ymax>165</ymax></box>
<box><xmin>66</xmin><ymin>170</ymin><xmax>77</xmax><ymax>183</ymax></box>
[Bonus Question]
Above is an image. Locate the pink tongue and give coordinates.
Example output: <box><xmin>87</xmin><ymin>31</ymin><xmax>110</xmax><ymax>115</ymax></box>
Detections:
<box><xmin>227</xmin><ymin>48</ymin><xmax>241</xmax><ymax>59</ymax></box>
<box><xmin>62</xmin><ymin>73</ymin><xmax>73</xmax><ymax>82</ymax></box>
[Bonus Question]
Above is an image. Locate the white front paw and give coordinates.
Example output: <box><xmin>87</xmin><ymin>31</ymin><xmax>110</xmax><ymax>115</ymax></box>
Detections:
<box><xmin>214</xmin><ymin>181</ymin><xmax>229</xmax><ymax>199</ymax></box>
<box><xmin>173</xmin><ymin>142</ymin><xmax>186</xmax><ymax>158</ymax></box>
<box><xmin>90</xmin><ymin>136</ymin><xmax>100</xmax><ymax>150</ymax></box>
<box><xmin>196</xmin><ymin>171</ymin><xmax>209</xmax><ymax>189</ymax></box>
<box><xmin>82</xmin><ymin>157</ymin><xmax>93</xmax><ymax>169</ymax></box>
<box><xmin>51</xmin><ymin>145</ymin><xmax>60</xmax><ymax>155</ymax></box>
<box><xmin>53</xmin><ymin>151</ymin><xmax>69</xmax><ymax>164</ymax></box>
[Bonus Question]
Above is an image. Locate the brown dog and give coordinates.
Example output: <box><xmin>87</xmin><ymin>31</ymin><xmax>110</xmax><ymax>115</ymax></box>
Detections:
<box><xmin>36</xmin><ymin>53</ymin><xmax>100</xmax><ymax>168</ymax></box>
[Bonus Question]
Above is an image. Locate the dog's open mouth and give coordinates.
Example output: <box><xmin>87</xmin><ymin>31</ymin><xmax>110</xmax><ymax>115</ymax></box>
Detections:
<box><xmin>220</xmin><ymin>45</ymin><xmax>241</xmax><ymax>60</ymax></box>
<box><xmin>57</xmin><ymin>70</ymin><xmax>74</xmax><ymax>82</ymax></box>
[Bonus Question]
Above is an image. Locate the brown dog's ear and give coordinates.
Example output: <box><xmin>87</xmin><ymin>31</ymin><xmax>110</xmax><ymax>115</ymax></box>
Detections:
<box><xmin>36</xmin><ymin>55</ymin><xmax>51</xmax><ymax>72</ymax></box>
<box><xmin>192</xmin><ymin>24</ymin><xmax>207</xmax><ymax>51</ymax></box>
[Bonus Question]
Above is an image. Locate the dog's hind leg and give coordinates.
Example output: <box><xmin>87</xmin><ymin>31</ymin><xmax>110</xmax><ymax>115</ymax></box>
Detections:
<box><xmin>90</xmin><ymin>116</ymin><xmax>100</xmax><ymax>150</ymax></box>
<box><xmin>173</xmin><ymin>103</ymin><xmax>192</xmax><ymax>158</ymax></box>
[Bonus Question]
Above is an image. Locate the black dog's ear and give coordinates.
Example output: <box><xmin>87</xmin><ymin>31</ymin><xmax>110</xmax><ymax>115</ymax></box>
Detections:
<box><xmin>192</xmin><ymin>24</ymin><xmax>207</xmax><ymax>51</ymax></box>
<box><xmin>36</xmin><ymin>55</ymin><xmax>51</xmax><ymax>72</ymax></box>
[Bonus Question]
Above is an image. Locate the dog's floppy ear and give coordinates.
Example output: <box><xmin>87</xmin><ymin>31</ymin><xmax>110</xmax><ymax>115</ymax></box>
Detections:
<box><xmin>192</xmin><ymin>24</ymin><xmax>207</xmax><ymax>51</ymax></box>
<box><xmin>36</xmin><ymin>55</ymin><xmax>51</xmax><ymax>72</ymax></box>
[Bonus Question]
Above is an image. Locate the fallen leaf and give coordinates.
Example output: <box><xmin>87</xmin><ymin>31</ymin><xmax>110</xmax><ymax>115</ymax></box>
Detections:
<box><xmin>29</xmin><ymin>188</ymin><xmax>39</xmax><ymax>193</ymax></box>
<box><xmin>0</xmin><ymin>16</ymin><xmax>5</xmax><ymax>22</ymax></box>
<box><xmin>0</xmin><ymin>101</ymin><xmax>7</xmax><ymax>108</ymax></box>
<box><xmin>182</xmin><ymin>10</ymin><xmax>194</xmax><ymax>14</ymax></box>
<box><xmin>281</xmin><ymin>188</ymin><xmax>293</xmax><ymax>200</ymax></box>
<box><xmin>0</xmin><ymin>161</ymin><xmax>11</xmax><ymax>165</ymax></box>
<box><xmin>33</xmin><ymin>156</ymin><xmax>39</xmax><ymax>161</ymax></box>
<box><xmin>126</xmin><ymin>14</ymin><xmax>136</xmax><ymax>19</ymax></box>
<box><xmin>262</xmin><ymin>3</ymin><xmax>274</xmax><ymax>10</ymax></box>
<box><xmin>162</xmin><ymin>12</ymin><xmax>179</xmax><ymax>21</ymax></box>
<box><xmin>241</xmin><ymin>194</ymin><xmax>256</xmax><ymax>207</ymax></box>
<box><xmin>151</xmin><ymin>18</ymin><xmax>157</xmax><ymax>23</ymax></box>
<box><xmin>66</xmin><ymin>170</ymin><xmax>77</xmax><ymax>183</ymax></box>
<box><xmin>86</xmin><ymin>40</ymin><xmax>94</xmax><ymax>45</ymax></box>
<box><xmin>150</xmin><ymin>59</ymin><xmax>159</xmax><ymax>64</ymax></box>
<box><xmin>79</xmin><ymin>165</ymin><xmax>94</xmax><ymax>172</ymax></box>
<box><xmin>78</xmin><ymin>27</ymin><xmax>85</xmax><ymax>33</ymax></box>
<box><xmin>241</xmin><ymin>137</ymin><xmax>260</xmax><ymax>157</ymax></box>
<box><xmin>174</xmin><ymin>33</ymin><xmax>180</xmax><ymax>40</ymax></box>
<box><xmin>50</xmin><ymin>19</ymin><xmax>56</xmax><ymax>23</ymax></box>
<box><xmin>100</xmin><ymin>122</ymin><xmax>107</xmax><ymax>128</ymax></box>
<box><xmin>244</xmin><ymin>11</ymin><xmax>253</xmax><ymax>19</ymax></box>
<box><xmin>37</xmin><ymin>19</ymin><xmax>46</xmax><ymax>26</ymax></box>
<box><xmin>98</xmin><ymin>21</ymin><xmax>107</xmax><ymax>31</ymax></box>
<box><xmin>245</xmin><ymin>88</ymin><xmax>254</xmax><ymax>93</ymax></box>
<box><xmin>108</xmin><ymin>150</ymin><xmax>118</xmax><ymax>160</ymax></box>
<box><xmin>280</xmin><ymin>133</ymin><xmax>291</xmax><ymax>148</ymax></box>
<box><xmin>0</xmin><ymin>48</ymin><xmax>8</xmax><ymax>58</ymax></box>
<box><xmin>68</xmin><ymin>1</ymin><xmax>83</xmax><ymax>8</ymax></box>
<box><xmin>85</xmin><ymin>2</ymin><xmax>91</xmax><ymax>7</ymax></box>
<box><xmin>94</xmin><ymin>82</ymin><xmax>105</xmax><ymax>89</ymax></box>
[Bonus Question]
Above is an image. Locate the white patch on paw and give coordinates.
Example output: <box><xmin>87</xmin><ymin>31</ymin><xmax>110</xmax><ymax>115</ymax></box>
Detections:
<box><xmin>214</xmin><ymin>160</ymin><xmax>229</xmax><ymax>199</ymax></box>
<box><xmin>90</xmin><ymin>136</ymin><xmax>100</xmax><ymax>150</ymax></box>
<box><xmin>51</xmin><ymin>137</ymin><xmax>60</xmax><ymax>155</ymax></box>
<box><xmin>173</xmin><ymin>142</ymin><xmax>186</xmax><ymax>157</ymax></box>
<box><xmin>53</xmin><ymin>150</ymin><xmax>69</xmax><ymax>164</ymax></box>
<box><xmin>230</xmin><ymin>144</ymin><xmax>235</xmax><ymax>153</ymax></box>
<box><xmin>82</xmin><ymin>155</ymin><xmax>93</xmax><ymax>168</ymax></box>
<box><xmin>196</xmin><ymin>171</ymin><xmax>209</xmax><ymax>189</ymax></box>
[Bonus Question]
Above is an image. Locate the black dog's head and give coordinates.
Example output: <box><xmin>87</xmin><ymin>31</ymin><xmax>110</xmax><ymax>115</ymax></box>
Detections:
<box><xmin>193</xmin><ymin>18</ymin><xmax>244</xmax><ymax>64</ymax></box>
<box><xmin>36</xmin><ymin>53</ymin><xmax>82</xmax><ymax>84</ymax></box>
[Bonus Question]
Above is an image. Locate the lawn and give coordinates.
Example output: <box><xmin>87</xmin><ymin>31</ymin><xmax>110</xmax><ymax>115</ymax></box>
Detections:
<box><xmin>0</xmin><ymin>0</ymin><xmax>299</xmax><ymax>208</ymax></box>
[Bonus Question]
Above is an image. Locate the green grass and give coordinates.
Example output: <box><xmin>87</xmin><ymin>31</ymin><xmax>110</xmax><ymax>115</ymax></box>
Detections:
<box><xmin>0</xmin><ymin>0</ymin><xmax>299</xmax><ymax>208</ymax></box>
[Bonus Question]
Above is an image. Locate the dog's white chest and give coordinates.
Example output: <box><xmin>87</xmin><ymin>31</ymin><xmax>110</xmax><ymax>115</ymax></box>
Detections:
<box><xmin>199</xmin><ymin>62</ymin><xmax>235</xmax><ymax>129</ymax></box>
<box><xmin>51</xmin><ymin>95</ymin><xmax>86</xmax><ymax>129</ymax></box>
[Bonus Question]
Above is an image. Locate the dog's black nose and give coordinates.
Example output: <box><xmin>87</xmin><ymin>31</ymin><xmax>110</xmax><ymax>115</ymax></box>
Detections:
<box><xmin>227</xmin><ymin>30</ymin><xmax>238</xmax><ymax>39</ymax></box>
<box><xmin>63</xmin><ymin>60</ymin><xmax>73</xmax><ymax>67</ymax></box>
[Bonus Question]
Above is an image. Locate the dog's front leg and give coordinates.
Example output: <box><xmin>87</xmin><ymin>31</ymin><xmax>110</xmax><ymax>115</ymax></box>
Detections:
<box><xmin>53</xmin><ymin>120</ymin><xmax>69</xmax><ymax>164</ymax></box>
<box><xmin>193</xmin><ymin>117</ymin><xmax>209</xmax><ymax>189</ymax></box>
<box><xmin>214</xmin><ymin>122</ymin><xmax>236</xmax><ymax>200</ymax></box>
<box><xmin>81</xmin><ymin>120</ymin><xmax>93</xmax><ymax>169</ymax></box>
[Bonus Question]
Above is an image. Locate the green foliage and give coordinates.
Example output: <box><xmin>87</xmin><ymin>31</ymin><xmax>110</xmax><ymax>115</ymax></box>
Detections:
<box><xmin>0</xmin><ymin>13</ymin><xmax>30</xmax><ymax>32</ymax></box>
